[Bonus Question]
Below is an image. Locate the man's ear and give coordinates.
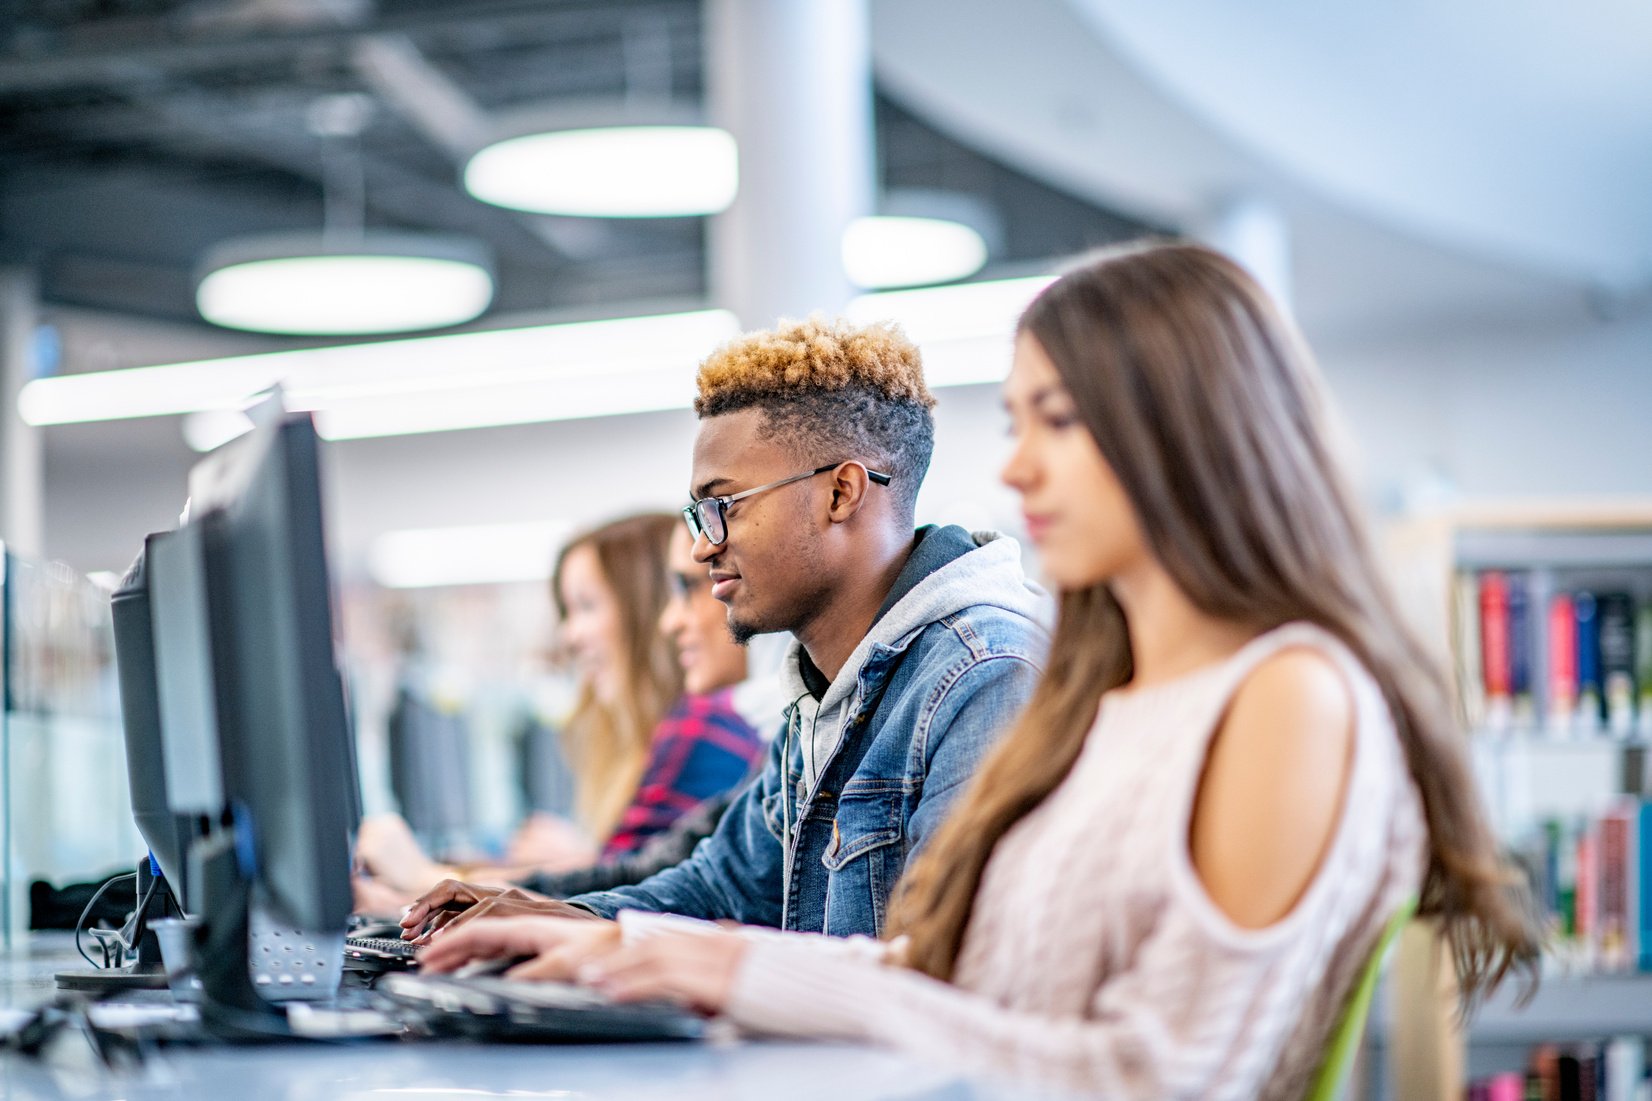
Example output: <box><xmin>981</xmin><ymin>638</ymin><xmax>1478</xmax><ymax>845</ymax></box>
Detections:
<box><xmin>824</xmin><ymin>462</ymin><xmax>873</xmax><ymax>525</ymax></box>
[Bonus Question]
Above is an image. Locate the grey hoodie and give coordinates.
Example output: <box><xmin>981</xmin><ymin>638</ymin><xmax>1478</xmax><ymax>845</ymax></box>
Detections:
<box><xmin>784</xmin><ymin>529</ymin><xmax>1050</xmax><ymax>791</ymax></box>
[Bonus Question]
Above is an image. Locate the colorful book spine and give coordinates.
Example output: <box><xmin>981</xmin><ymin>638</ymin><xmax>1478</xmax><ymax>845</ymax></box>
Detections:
<box><xmin>1454</xmin><ymin>571</ymin><xmax>1486</xmax><ymax>731</ymax></box>
<box><xmin>1576</xmin><ymin>826</ymin><xmax>1598</xmax><ymax>968</ymax></box>
<box><xmin>1556</xmin><ymin>1047</ymin><xmax>1596</xmax><ymax>1101</ymax></box>
<box><xmin>1549</xmin><ymin>594</ymin><xmax>1578</xmax><ymax>735</ymax></box>
<box><xmin>1508</xmin><ymin>572</ymin><xmax>1535</xmax><ymax>728</ymax></box>
<box><xmin>1640</xmin><ymin>802</ymin><xmax>1652</xmax><ymax>973</ymax></box>
<box><xmin>1597</xmin><ymin>593</ymin><xmax>1636</xmax><ymax>738</ymax></box>
<box><xmin>1556</xmin><ymin>817</ymin><xmax>1579</xmax><ymax>938</ymax></box>
<box><xmin>1636</xmin><ymin>605</ymin><xmax>1652</xmax><ymax>739</ymax></box>
<box><xmin>1598</xmin><ymin>803</ymin><xmax>1633</xmax><ymax>971</ymax></box>
<box><xmin>1575</xmin><ymin>592</ymin><xmax>1602</xmax><ymax>732</ymax></box>
<box><xmin>1481</xmin><ymin>571</ymin><xmax>1512</xmax><ymax>730</ymax></box>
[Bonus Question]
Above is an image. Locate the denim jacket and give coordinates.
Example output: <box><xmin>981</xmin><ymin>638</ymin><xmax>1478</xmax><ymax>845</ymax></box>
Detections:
<box><xmin>569</xmin><ymin>531</ymin><xmax>1048</xmax><ymax>936</ymax></box>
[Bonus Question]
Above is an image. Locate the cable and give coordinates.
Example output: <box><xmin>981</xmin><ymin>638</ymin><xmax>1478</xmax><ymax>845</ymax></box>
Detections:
<box><xmin>74</xmin><ymin>873</ymin><xmax>137</xmax><ymax>969</ymax></box>
<box><xmin>86</xmin><ymin>873</ymin><xmax>162</xmax><ymax>969</ymax></box>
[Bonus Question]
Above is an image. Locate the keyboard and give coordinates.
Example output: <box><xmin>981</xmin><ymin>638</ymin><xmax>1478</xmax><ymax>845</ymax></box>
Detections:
<box><xmin>343</xmin><ymin>935</ymin><xmax>419</xmax><ymax>971</ymax></box>
<box><xmin>346</xmin><ymin>935</ymin><xmax>419</xmax><ymax>958</ymax></box>
<box><xmin>380</xmin><ymin>973</ymin><xmax>704</xmax><ymax>1043</ymax></box>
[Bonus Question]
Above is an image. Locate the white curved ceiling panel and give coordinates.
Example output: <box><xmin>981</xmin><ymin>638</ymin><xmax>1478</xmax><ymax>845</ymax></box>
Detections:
<box><xmin>1066</xmin><ymin>0</ymin><xmax>1652</xmax><ymax>284</ymax></box>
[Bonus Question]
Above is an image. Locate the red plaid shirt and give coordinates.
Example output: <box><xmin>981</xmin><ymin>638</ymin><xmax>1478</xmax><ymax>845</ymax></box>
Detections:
<box><xmin>602</xmin><ymin>689</ymin><xmax>764</xmax><ymax>858</ymax></box>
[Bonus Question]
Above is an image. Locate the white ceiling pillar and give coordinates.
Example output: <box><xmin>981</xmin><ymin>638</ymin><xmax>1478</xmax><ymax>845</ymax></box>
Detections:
<box><xmin>0</xmin><ymin>269</ymin><xmax>43</xmax><ymax>558</ymax></box>
<box><xmin>1198</xmin><ymin>194</ymin><xmax>1294</xmax><ymax>313</ymax></box>
<box><xmin>705</xmin><ymin>0</ymin><xmax>874</xmax><ymax>329</ymax></box>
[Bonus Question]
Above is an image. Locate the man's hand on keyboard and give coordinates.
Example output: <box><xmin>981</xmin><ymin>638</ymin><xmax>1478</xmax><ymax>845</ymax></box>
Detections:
<box><xmin>402</xmin><ymin>880</ymin><xmax>600</xmax><ymax>943</ymax></box>
<box><xmin>418</xmin><ymin>916</ymin><xmax>621</xmax><ymax>981</ymax></box>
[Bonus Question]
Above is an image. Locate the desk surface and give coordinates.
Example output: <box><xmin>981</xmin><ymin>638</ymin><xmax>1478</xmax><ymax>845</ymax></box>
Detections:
<box><xmin>0</xmin><ymin>934</ymin><xmax>1048</xmax><ymax>1101</ymax></box>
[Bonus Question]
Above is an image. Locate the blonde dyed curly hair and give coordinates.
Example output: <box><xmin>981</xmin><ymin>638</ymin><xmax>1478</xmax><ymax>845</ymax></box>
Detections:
<box><xmin>693</xmin><ymin>316</ymin><xmax>937</xmax><ymax>516</ymax></box>
<box><xmin>695</xmin><ymin>315</ymin><xmax>934</xmax><ymax>413</ymax></box>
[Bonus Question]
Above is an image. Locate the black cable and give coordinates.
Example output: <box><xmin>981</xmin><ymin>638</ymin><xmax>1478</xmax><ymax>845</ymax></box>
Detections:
<box><xmin>74</xmin><ymin>873</ymin><xmax>137</xmax><ymax>969</ymax></box>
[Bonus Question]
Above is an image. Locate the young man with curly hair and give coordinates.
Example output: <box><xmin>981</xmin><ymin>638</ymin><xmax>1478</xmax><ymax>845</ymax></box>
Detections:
<box><xmin>403</xmin><ymin>317</ymin><xmax>1047</xmax><ymax>940</ymax></box>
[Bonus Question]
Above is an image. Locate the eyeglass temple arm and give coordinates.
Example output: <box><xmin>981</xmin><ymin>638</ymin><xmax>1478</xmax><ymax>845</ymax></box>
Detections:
<box><xmin>819</xmin><ymin>461</ymin><xmax>893</xmax><ymax>486</ymax></box>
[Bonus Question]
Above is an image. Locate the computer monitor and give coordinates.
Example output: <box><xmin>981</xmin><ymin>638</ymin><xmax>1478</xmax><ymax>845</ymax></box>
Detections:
<box><xmin>387</xmin><ymin>685</ymin><xmax>473</xmax><ymax>849</ymax></box>
<box><xmin>185</xmin><ymin>405</ymin><xmax>355</xmax><ymax>937</ymax></box>
<box><xmin>109</xmin><ymin>546</ymin><xmax>202</xmax><ymax>909</ymax></box>
<box><xmin>138</xmin><ymin>401</ymin><xmax>358</xmax><ymax>1031</ymax></box>
<box><xmin>52</xmin><ymin>546</ymin><xmax>203</xmax><ymax>993</ymax></box>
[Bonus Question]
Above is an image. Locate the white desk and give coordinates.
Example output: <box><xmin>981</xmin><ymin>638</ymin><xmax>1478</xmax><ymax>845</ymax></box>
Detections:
<box><xmin>0</xmin><ymin>934</ymin><xmax>1055</xmax><ymax>1101</ymax></box>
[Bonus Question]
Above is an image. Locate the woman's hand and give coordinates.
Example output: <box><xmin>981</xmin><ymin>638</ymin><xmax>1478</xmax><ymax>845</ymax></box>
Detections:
<box><xmin>417</xmin><ymin>915</ymin><xmax>621</xmax><ymax>980</ymax></box>
<box><xmin>355</xmin><ymin>813</ymin><xmax>451</xmax><ymax>893</ymax></box>
<box><xmin>352</xmin><ymin>874</ymin><xmax>416</xmax><ymax>918</ymax></box>
<box><xmin>504</xmin><ymin>812</ymin><xmax>598</xmax><ymax>871</ymax></box>
<box><xmin>575</xmin><ymin>927</ymin><xmax>749</xmax><ymax>1014</ymax></box>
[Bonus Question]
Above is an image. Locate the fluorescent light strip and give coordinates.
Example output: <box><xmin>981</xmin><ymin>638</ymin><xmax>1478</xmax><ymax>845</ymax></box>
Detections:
<box><xmin>368</xmin><ymin>520</ymin><xmax>570</xmax><ymax>588</ymax></box>
<box><xmin>18</xmin><ymin>309</ymin><xmax>739</xmax><ymax>429</ymax></box>
<box><xmin>21</xmin><ymin>277</ymin><xmax>1054</xmax><ymax>440</ymax></box>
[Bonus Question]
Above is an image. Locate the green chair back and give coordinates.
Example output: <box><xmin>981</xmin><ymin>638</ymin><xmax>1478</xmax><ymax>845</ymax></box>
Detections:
<box><xmin>1302</xmin><ymin>896</ymin><xmax>1419</xmax><ymax>1101</ymax></box>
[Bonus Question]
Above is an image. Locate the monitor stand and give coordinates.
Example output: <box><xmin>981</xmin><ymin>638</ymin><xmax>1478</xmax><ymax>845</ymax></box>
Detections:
<box><xmin>54</xmin><ymin>858</ymin><xmax>179</xmax><ymax>993</ymax></box>
<box><xmin>186</xmin><ymin>807</ymin><xmax>345</xmax><ymax>1041</ymax></box>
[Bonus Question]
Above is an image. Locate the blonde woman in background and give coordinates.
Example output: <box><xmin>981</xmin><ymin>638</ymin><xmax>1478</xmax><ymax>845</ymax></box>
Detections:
<box><xmin>358</xmin><ymin>513</ymin><xmax>761</xmax><ymax>905</ymax></box>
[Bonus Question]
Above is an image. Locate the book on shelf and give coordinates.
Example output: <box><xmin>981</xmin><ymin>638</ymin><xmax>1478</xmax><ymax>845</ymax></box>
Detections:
<box><xmin>1510</xmin><ymin>573</ymin><xmax>1537</xmax><ymax>728</ymax></box>
<box><xmin>1455</xmin><ymin>571</ymin><xmax>1487</xmax><ymax>730</ymax></box>
<box><xmin>1637</xmin><ymin>606</ymin><xmax>1652</xmax><ymax>740</ymax></box>
<box><xmin>1480</xmin><ymin>1037</ymin><xmax>1647</xmax><ymax>1101</ymax></box>
<box><xmin>1642</xmin><ymin>802</ymin><xmax>1652</xmax><ymax>974</ymax></box>
<box><xmin>1550</xmin><ymin>593</ymin><xmax>1579</xmax><ymax>734</ymax></box>
<box><xmin>1601</xmin><ymin>592</ymin><xmax>1639</xmax><ymax>737</ymax></box>
<box><xmin>1514</xmin><ymin>799</ymin><xmax>1650</xmax><ymax>975</ymax></box>
<box><xmin>1481</xmin><ymin>570</ymin><xmax>1513</xmax><ymax>730</ymax></box>
<box><xmin>1598</xmin><ymin>801</ymin><xmax>1635</xmax><ymax>972</ymax></box>
<box><xmin>1455</xmin><ymin>569</ymin><xmax>1647</xmax><ymax>740</ymax></box>
<box><xmin>1578</xmin><ymin>592</ymin><xmax>1603</xmax><ymax>735</ymax></box>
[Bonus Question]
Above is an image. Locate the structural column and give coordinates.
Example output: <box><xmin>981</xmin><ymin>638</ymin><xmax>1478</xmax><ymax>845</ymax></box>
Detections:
<box><xmin>1199</xmin><ymin>195</ymin><xmax>1294</xmax><ymax>314</ymax></box>
<box><xmin>0</xmin><ymin>268</ymin><xmax>42</xmax><ymax>559</ymax></box>
<box><xmin>706</xmin><ymin>0</ymin><xmax>874</xmax><ymax>329</ymax></box>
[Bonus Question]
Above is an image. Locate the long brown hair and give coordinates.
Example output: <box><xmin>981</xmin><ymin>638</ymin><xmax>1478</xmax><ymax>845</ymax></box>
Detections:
<box><xmin>888</xmin><ymin>241</ymin><xmax>1539</xmax><ymax>999</ymax></box>
<box><xmin>552</xmin><ymin>512</ymin><xmax>684</xmax><ymax>841</ymax></box>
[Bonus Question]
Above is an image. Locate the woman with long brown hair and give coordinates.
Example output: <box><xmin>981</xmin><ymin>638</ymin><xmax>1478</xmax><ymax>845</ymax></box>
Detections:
<box><xmin>420</xmin><ymin>242</ymin><xmax>1539</xmax><ymax>1099</ymax></box>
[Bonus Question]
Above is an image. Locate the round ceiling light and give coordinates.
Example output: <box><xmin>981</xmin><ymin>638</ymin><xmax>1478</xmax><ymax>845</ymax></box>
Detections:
<box><xmin>463</xmin><ymin>104</ymin><xmax>738</xmax><ymax>218</ymax></box>
<box><xmin>842</xmin><ymin>215</ymin><xmax>990</xmax><ymax>290</ymax></box>
<box><xmin>195</xmin><ymin>232</ymin><xmax>494</xmax><ymax>336</ymax></box>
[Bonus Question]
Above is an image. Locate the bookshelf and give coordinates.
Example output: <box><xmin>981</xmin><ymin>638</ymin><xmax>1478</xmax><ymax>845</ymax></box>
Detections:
<box><xmin>1376</xmin><ymin>501</ymin><xmax>1652</xmax><ymax>1101</ymax></box>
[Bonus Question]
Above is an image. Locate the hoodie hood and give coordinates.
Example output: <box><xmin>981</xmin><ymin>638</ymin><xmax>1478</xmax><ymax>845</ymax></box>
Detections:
<box><xmin>782</xmin><ymin>529</ymin><xmax>1049</xmax><ymax>790</ymax></box>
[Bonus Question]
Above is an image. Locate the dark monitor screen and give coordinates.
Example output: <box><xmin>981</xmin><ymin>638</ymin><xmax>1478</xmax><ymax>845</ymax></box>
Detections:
<box><xmin>110</xmin><ymin>545</ymin><xmax>206</xmax><ymax>907</ymax></box>
<box><xmin>387</xmin><ymin>686</ymin><xmax>473</xmax><ymax>845</ymax></box>
<box><xmin>173</xmin><ymin>407</ymin><xmax>356</xmax><ymax>935</ymax></box>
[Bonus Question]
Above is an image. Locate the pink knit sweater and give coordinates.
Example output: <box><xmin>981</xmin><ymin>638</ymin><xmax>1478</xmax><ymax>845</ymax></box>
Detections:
<box><xmin>690</xmin><ymin>622</ymin><xmax>1427</xmax><ymax>1099</ymax></box>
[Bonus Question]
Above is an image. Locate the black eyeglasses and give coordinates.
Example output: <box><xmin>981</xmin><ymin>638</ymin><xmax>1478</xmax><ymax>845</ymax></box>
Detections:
<box><xmin>682</xmin><ymin>461</ymin><xmax>893</xmax><ymax>546</ymax></box>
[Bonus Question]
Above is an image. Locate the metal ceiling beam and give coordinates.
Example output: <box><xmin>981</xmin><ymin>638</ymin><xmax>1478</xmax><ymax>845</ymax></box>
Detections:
<box><xmin>40</xmin><ymin>94</ymin><xmax>565</xmax><ymax>268</ymax></box>
<box><xmin>0</xmin><ymin>0</ymin><xmax>686</xmax><ymax>95</ymax></box>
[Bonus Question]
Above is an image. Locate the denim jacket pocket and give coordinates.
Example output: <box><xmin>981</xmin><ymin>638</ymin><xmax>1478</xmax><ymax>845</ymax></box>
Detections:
<box><xmin>820</xmin><ymin>790</ymin><xmax>902</xmax><ymax>871</ymax></box>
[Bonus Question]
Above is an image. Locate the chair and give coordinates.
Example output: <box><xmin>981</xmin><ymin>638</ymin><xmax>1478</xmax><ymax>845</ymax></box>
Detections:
<box><xmin>1303</xmin><ymin>896</ymin><xmax>1419</xmax><ymax>1101</ymax></box>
